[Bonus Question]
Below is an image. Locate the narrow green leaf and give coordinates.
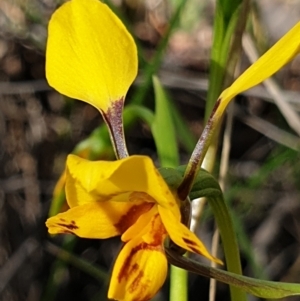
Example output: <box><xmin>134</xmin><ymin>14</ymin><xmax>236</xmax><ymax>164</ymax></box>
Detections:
<box><xmin>206</xmin><ymin>2</ymin><xmax>242</xmax><ymax>119</ymax></box>
<box><xmin>123</xmin><ymin>104</ymin><xmax>154</xmax><ymax>127</ymax></box>
<box><xmin>168</xmin><ymin>101</ymin><xmax>196</xmax><ymax>153</ymax></box>
<box><xmin>152</xmin><ymin>76</ymin><xmax>179</xmax><ymax>168</ymax></box>
<box><xmin>218</xmin><ymin>0</ymin><xmax>242</xmax><ymax>24</ymax></box>
<box><xmin>166</xmin><ymin>248</ymin><xmax>300</xmax><ymax>299</ymax></box>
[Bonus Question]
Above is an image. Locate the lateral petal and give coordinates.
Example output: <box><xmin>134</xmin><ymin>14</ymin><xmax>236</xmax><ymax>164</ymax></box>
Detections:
<box><xmin>46</xmin><ymin>0</ymin><xmax>138</xmax><ymax>113</ymax></box>
<box><xmin>46</xmin><ymin>200</ymin><xmax>152</xmax><ymax>238</ymax></box>
<box><xmin>109</xmin><ymin>215</ymin><xmax>167</xmax><ymax>301</ymax></box>
<box><xmin>158</xmin><ymin>206</ymin><xmax>222</xmax><ymax>264</ymax></box>
<box><xmin>218</xmin><ymin>21</ymin><xmax>300</xmax><ymax>115</ymax></box>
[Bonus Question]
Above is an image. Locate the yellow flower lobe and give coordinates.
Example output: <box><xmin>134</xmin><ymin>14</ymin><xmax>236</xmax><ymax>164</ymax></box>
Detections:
<box><xmin>217</xmin><ymin>21</ymin><xmax>300</xmax><ymax>116</ymax></box>
<box><xmin>46</xmin><ymin>0</ymin><xmax>138</xmax><ymax>113</ymax></box>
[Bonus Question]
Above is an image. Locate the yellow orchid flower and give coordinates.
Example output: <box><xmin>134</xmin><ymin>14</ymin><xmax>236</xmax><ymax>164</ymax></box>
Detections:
<box><xmin>45</xmin><ymin>2</ymin><xmax>220</xmax><ymax>299</ymax></box>
<box><xmin>46</xmin><ymin>155</ymin><xmax>221</xmax><ymax>301</ymax></box>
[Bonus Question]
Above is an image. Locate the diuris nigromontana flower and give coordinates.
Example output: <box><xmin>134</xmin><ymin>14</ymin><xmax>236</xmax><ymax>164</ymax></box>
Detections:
<box><xmin>46</xmin><ymin>1</ymin><xmax>220</xmax><ymax>300</ymax></box>
<box><xmin>45</xmin><ymin>0</ymin><xmax>300</xmax><ymax>299</ymax></box>
<box><xmin>46</xmin><ymin>155</ymin><xmax>221</xmax><ymax>301</ymax></box>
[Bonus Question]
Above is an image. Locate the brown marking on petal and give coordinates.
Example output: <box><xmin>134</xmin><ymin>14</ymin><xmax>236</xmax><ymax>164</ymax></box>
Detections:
<box><xmin>114</xmin><ymin>203</ymin><xmax>153</xmax><ymax>233</ymax></box>
<box><xmin>182</xmin><ymin>238</ymin><xmax>201</xmax><ymax>254</ymax></box>
<box><xmin>129</xmin><ymin>270</ymin><xmax>144</xmax><ymax>293</ymax></box>
<box><xmin>182</xmin><ymin>237</ymin><xmax>197</xmax><ymax>247</ymax></box>
<box><xmin>57</xmin><ymin>221</ymin><xmax>79</xmax><ymax>231</ymax></box>
<box><xmin>130</xmin><ymin>263</ymin><xmax>139</xmax><ymax>274</ymax></box>
<box><xmin>129</xmin><ymin>270</ymin><xmax>154</xmax><ymax>301</ymax></box>
<box><xmin>189</xmin><ymin>246</ymin><xmax>200</xmax><ymax>254</ymax></box>
<box><xmin>118</xmin><ymin>242</ymin><xmax>162</xmax><ymax>283</ymax></box>
<box><xmin>149</xmin><ymin>214</ymin><xmax>167</xmax><ymax>246</ymax></box>
<box><xmin>59</xmin><ymin>218</ymin><xmax>66</xmax><ymax>222</ymax></box>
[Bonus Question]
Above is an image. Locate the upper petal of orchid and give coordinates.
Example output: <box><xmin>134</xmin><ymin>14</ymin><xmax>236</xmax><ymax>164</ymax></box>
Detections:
<box><xmin>66</xmin><ymin>154</ymin><xmax>181</xmax><ymax>217</ymax></box>
<box><xmin>108</xmin><ymin>213</ymin><xmax>168</xmax><ymax>301</ymax></box>
<box><xmin>46</xmin><ymin>200</ymin><xmax>153</xmax><ymax>238</ymax></box>
<box><xmin>217</xmin><ymin>21</ymin><xmax>300</xmax><ymax>115</ymax></box>
<box><xmin>46</xmin><ymin>0</ymin><xmax>138</xmax><ymax>113</ymax></box>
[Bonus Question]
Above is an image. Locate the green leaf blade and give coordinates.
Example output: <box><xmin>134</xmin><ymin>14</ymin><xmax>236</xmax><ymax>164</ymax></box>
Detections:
<box><xmin>152</xmin><ymin>76</ymin><xmax>179</xmax><ymax>168</ymax></box>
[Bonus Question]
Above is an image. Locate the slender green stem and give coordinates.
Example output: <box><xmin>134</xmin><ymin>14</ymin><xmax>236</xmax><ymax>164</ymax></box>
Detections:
<box><xmin>177</xmin><ymin>99</ymin><xmax>221</xmax><ymax>201</ymax></box>
<box><xmin>170</xmin><ymin>265</ymin><xmax>188</xmax><ymax>301</ymax></box>
<box><xmin>208</xmin><ymin>196</ymin><xmax>245</xmax><ymax>301</ymax></box>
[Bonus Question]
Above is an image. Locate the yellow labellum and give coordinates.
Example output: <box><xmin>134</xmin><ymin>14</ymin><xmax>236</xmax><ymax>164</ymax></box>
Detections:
<box><xmin>218</xmin><ymin>21</ymin><xmax>300</xmax><ymax>116</ymax></box>
<box><xmin>46</xmin><ymin>0</ymin><xmax>138</xmax><ymax>113</ymax></box>
<box><xmin>108</xmin><ymin>211</ymin><xmax>168</xmax><ymax>301</ymax></box>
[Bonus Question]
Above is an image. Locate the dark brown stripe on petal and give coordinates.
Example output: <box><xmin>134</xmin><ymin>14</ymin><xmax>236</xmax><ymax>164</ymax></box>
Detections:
<box><xmin>129</xmin><ymin>270</ymin><xmax>144</xmax><ymax>293</ymax></box>
<box><xmin>118</xmin><ymin>242</ymin><xmax>161</xmax><ymax>283</ymax></box>
<box><xmin>182</xmin><ymin>237</ymin><xmax>197</xmax><ymax>247</ymax></box>
<box><xmin>57</xmin><ymin>222</ymin><xmax>79</xmax><ymax>231</ymax></box>
<box><xmin>114</xmin><ymin>203</ymin><xmax>153</xmax><ymax>233</ymax></box>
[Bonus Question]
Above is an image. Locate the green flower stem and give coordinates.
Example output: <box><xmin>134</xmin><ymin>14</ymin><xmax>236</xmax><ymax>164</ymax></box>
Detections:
<box><xmin>170</xmin><ymin>265</ymin><xmax>188</xmax><ymax>301</ymax></box>
<box><xmin>208</xmin><ymin>196</ymin><xmax>245</xmax><ymax>301</ymax></box>
<box><xmin>177</xmin><ymin>101</ymin><xmax>221</xmax><ymax>201</ymax></box>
